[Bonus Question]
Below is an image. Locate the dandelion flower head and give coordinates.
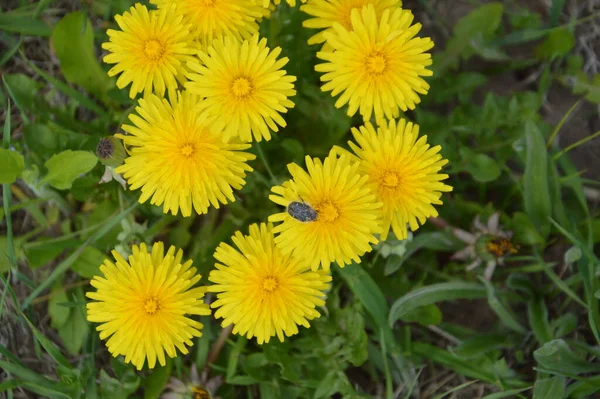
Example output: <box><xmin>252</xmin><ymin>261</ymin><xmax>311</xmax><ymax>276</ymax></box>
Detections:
<box><xmin>315</xmin><ymin>5</ymin><xmax>433</xmax><ymax>122</ymax></box>
<box><xmin>102</xmin><ymin>3</ymin><xmax>196</xmax><ymax>99</ymax></box>
<box><xmin>301</xmin><ymin>0</ymin><xmax>401</xmax><ymax>46</ymax></box>
<box><xmin>269</xmin><ymin>153</ymin><xmax>381</xmax><ymax>271</ymax></box>
<box><xmin>186</xmin><ymin>35</ymin><xmax>297</xmax><ymax>142</ymax></box>
<box><xmin>208</xmin><ymin>223</ymin><xmax>331</xmax><ymax>344</ymax></box>
<box><xmin>151</xmin><ymin>0</ymin><xmax>269</xmax><ymax>42</ymax></box>
<box><xmin>346</xmin><ymin>118</ymin><xmax>452</xmax><ymax>240</ymax></box>
<box><xmin>116</xmin><ymin>92</ymin><xmax>255</xmax><ymax>216</ymax></box>
<box><xmin>86</xmin><ymin>242</ymin><xmax>210</xmax><ymax>370</ymax></box>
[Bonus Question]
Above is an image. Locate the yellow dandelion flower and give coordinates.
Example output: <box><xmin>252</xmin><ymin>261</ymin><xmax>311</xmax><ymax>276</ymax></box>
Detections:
<box><xmin>151</xmin><ymin>0</ymin><xmax>268</xmax><ymax>42</ymax></box>
<box><xmin>346</xmin><ymin>119</ymin><xmax>452</xmax><ymax>241</ymax></box>
<box><xmin>102</xmin><ymin>3</ymin><xmax>196</xmax><ymax>100</ymax></box>
<box><xmin>268</xmin><ymin>153</ymin><xmax>381</xmax><ymax>271</ymax></box>
<box><xmin>86</xmin><ymin>242</ymin><xmax>211</xmax><ymax>370</ymax></box>
<box><xmin>315</xmin><ymin>5</ymin><xmax>434</xmax><ymax>122</ymax></box>
<box><xmin>186</xmin><ymin>35</ymin><xmax>297</xmax><ymax>142</ymax></box>
<box><xmin>301</xmin><ymin>0</ymin><xmax>401</xmax><ymax>46</ymax></box>
<box><xmin>116</xmin><ymin>92</ymin><xmax>255</xmax><ymax>216</ymax></box>
<box><xmin>208</xmin><ymin>223</ymin><xmax>331</xmax><ymax>344</ymax></box>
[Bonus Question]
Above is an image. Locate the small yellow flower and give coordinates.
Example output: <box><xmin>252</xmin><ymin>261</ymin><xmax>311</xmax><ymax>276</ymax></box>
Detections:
<box><xmin>86</xmin><ymin>242</ymin><xmax>210</xmax><ymax>370</ymax></box>
<box><xmin>344</xmin><ymin>119</ymin><xmax>452</xmax><ymax>240</ymax></box>
<box><xmin>315</xmin><ymin>5</ymin><xmax>433</xmax><ymax>121</ymax></box>
<box><xmin>186</xmin><ymin>35</ymin><xmax>297</xmax><ymax>142</ymax></box>
<box><xmin>269</xmin><ymin>153</ymin><xmax>381</xmax><ymax>271</ymax></box>
<box><xmin>102</xmin><ymin>3</ymin><xmax>196</xmax><ymax>99</ymax></box>
<box><xmin>208</xmin><ymin>223</ymin><xmax>331</xmax><ymax>344</ymax></box>
<box><xmin>116</xmin><ymin>92</ymin><xmax>255</xmax><ymax>216</ymax></box>
<box><xmin>301</xmin><ymin>0</ymin><xmax>401</xmax><ymax>46</ymax></box>
<box><xmin>151</xmin><ymin>0</ymin><xmax>269</xmax><ymax>42</ymax></box>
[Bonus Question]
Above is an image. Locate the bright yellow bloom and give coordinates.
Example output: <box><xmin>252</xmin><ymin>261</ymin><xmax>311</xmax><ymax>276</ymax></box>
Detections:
<box><xmin>315</xmin><ymin>5</ymin><xmax>433</xmax><ymax>122</ymax></box>
<box><xmin>301</xmin><ymin>0</ymin><xmax>401</xmax><ymax>45</ymax></box>
<box><xmin>208</xmin><ymin>223</ymin><xmax>331</xmax><ymax>344</ymax></box>
<box><xmin>186</xmin><ymin>35</ymin><xmax>297</xmax><ymax>142</ymax></box>
<box><xmin>269</xmin><ymin>153</ymin><xmax>381</xmax><ymax>271</ymax></box>
<box><xmin>116</xmin><ymin>92</ymin><xmax>255</xmax><ymax>216</ymax></box>
<box><xmin>151</xmin><ymin>0</ymin><xmax>268</xmax><ymax>42</ymax></box>
<box><xmin>346</xmin><ymin>119</ymin><xmax>452</xmax><ymax>240</ymax></box>
<box><xmin>102</xmin><ymin>3</ymin><xmax>196</xmax><ymax>100</ymax></box>
<box><xmin>86</xmin><ymin>242</ymin><xmax>210</xmax><ymax>370</ymax></box>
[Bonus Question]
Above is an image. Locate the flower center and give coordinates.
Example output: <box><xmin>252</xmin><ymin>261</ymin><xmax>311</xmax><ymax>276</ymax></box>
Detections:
<box><xmin>231</xmin><ymin>77</ymin><xmax>253</xmax><ymax>99</ymax></box>
<box><xmin>192</xmin><ymin>387</ymin><xmax>209</xmax><ymax>399</ymax></box>
<box><xmin>180</xmin><ymin>143</ymin><xmax>195</xmax><ymax>157</ymax></box>
<box><xmin>486</xmin><ymin>238</ymin><xmax>518</xmax><ymax>258</ymax></box>
<box><xmin>143</xmin><ymin>297</ymin><xmax>160</xmax><ymax>315</ymax></box>
<box><xmin>316</xmin><ymin>201</ymin><xmax>340</xmax><ymax>222</ymax></box>
<box><xmin>381</xmin><ymin>170</ymin><xmax>400</xmax><ymax>188</ymax></box>
<box><xmin>144</xmin><ymin>39</ymin><xmax>165</xmax><ymax>61</ymax></box>
<box><xmin>366</xmin><ymin>53</ymin><xmax>387</xmax><ymax>76</ymax></box>
<box><xmin>262</xmin><ymin>277</ymin><xmax>278</xmax><ymax>292</ymax></box>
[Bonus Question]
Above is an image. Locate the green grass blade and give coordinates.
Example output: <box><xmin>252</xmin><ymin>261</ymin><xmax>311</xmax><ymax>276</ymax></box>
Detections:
<box><xmin>524</xmin><ymin>121</ymin><xmax>551</xmax><ymax>238</ymax></box>
<box><xmin>432</xmin><ymin>380</ymin><xmax>478</xmax><ymax>399</ymax></box>
<box><xmin>538</xmin><ymin>258</ymin><xmax>588</xmax><ymax>309</ymax></box>
<box><xmin>546</xmin><ymin>100</ymin><xmax>581</xmax><ymax>148</ymax></box>
<box><xmin>552</xmin><ymin>130</ymin><xmax>600</xmax><ymax>161</ymax></box>
<box><xmin>549</xmin><ymin>218</ymin><xmax>598</xmax><ymax>263</ymax></box>
<box><xmin>482</xmin><ymin>387</ymin><xmax>532</xmax><ymax>399</ymax></box>
<box><xmin>389</xmin><ymin>282</ymin><xmax>487</xmax><ymax>326</ymax></box>
<box><xmin>21</xmin><ymin>202</ymin><xmax>138</xmax><ymax>309</ymax></box>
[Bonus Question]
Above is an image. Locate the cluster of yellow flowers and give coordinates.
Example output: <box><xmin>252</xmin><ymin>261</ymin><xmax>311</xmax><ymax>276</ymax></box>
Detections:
<box><xmin>87</xmin><ymin>0</ymin><xmax>452</xmax><ymax>371</ymax></box>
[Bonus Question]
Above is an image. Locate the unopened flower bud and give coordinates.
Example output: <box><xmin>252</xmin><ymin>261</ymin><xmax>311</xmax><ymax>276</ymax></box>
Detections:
<box><xmin>96</xmin><ymin>136</ymin><xmax>126</xmax><ymax>167</ymax></box>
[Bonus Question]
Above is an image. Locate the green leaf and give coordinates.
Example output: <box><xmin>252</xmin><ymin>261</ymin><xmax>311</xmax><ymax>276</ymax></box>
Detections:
<box><xmin>453</xmin><ymin>334</ymin><xmax>514</xmax><ymax>359</ymax></box>
<box><xmin>143</xmin><ymin>361</ymin><xmax>172</xmax><ymax>399</ymax></box>
<box><xmin>51</xmin><ymin>12</ymin><xmax>110</xmax><ymax>96</ymax></box>
<box><xmin>480</xmin><ymin>278</ymin><xmax>527</xmax><ymax>334</ymax></box>
<box><xmin>0</xmin><ymin>148</ymin><xmax>24</xmax><ymax>184</ymax></box>
<box><xmin>42</xmin><ymin>150</ymin><xmax>98</xmax><ymax>190</ymax></box>
<box><xmin>534</xmin><ymin>339</ymin><xmax>600</xmax><ymax>375</ymax></box>
<box><xmin>535</xmin><ymin>28</ymin><xmax>575</xmax><ymax>60</ymax></box>
<box><xmin>99</xmin><ymin>369</ymin><xmax>140</xmax><ymax>399</ymax></box>
<box><xmin>400</xmin><ymin>304</ymin><xmax>442</xmax><ymax>326</ymax></box>
<box><xmin>3</xmin><ymin>74</ymin><xmax>42</xmax><ymax>116</ymax></box>
<box><xmin>564</xmin><ymin>246</ymin><xmax>582</xmax><ymax>264</ymax></box>
<box><xmin>452</xmin><ymin>3</ymin><xmax>504</xmax><ymax>40</ymax></box>
<box><xmin>510</xmin><ymin>212</ymin><xmax>544</xmax><ymax>245</ymax></box>
<box><xmin>389</xmin><ymin>282</ymin><xmax>487</xmax><ymax>326</ymax></box>
<box><xmin>337</xmin><ymin>264</ymin><xmax>390</xmax><ymax>339</ymax></box>
<box><xmin>227</xmin><ymin>375</ymin><xmax>258</xmax><ymax>385</ymax></box>
<box><xmin>0</xmin><ymin>11</ymin><xmax>51</xmax><ymax>36</ymax></box>
<box><xmin>528</xmin><ymin>298</ymin><xmax>553</xmax><ymax>345</ymax></box>
<box><xmin>57</xmin><ymin>288</ymin><xmax>89</xmax><ymax>355</ymax></box>
<box><xmin>71</xmin><ymin>246</ymin><xmax>106</xmax><ymax>278</ymax></box>
<box><xmin>482</xmin><ymin>387</ymin><xmax>532</xmax><ymax>399</ymax></box>
<box><xmin>533</xmin><ymin>376</ymin><xmax>565</xmax><ymax>399</ymax></box>
<box><xmin>444</xmin><ymin>2</ymin><xmax>504</xmax><ymax>66</ymax></box>
<box><xmin>48</xmin><ymin>286</ymin><xmax>70</xmax><ymax>329</ymax></box>
<box><xmin>523</xmin><ymin>121</ymin><xmax>551</xmax><ymax>238</ymax></box>
<box><xmin>464</xmin><ymin>153</ymin><xmax>501</xmax><ymax>182</ymax></box>
<box><xmin>412</xmin><ymin>342</ymin><xmax>497</xmax><ymax>384</ymax></box>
